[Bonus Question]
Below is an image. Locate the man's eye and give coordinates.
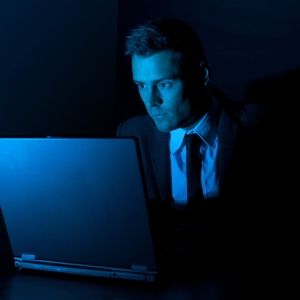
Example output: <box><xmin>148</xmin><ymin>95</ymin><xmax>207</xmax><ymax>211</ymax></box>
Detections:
<box><xmin>136</xmin><ymin>83</ymin><xmax>145</xmax><ymax>89</ymax></box>
<box><xmin>159</xmin><ymin>82</ymin><xmax>171</xmax><ymax>88</ymax></box>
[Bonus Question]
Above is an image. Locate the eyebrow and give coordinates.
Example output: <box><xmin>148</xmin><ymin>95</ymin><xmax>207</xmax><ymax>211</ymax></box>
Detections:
<box><xmin>133</xmin><ymin>76</ymin><xmax>180</xmax><ymax>84</ymax></box>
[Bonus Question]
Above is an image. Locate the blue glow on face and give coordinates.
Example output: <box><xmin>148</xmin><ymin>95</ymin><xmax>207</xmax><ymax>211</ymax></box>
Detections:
<box><xmin>132</xmin><ymin>51</ymin><xmax>201</xmax><ymax>132</ymax></box>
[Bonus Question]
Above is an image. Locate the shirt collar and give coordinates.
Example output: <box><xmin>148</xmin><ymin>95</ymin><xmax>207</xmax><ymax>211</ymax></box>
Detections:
<box><xmin>170</xmin><ymin>96</ymin><xmax>218</xmax><ymax>155</ymax></box>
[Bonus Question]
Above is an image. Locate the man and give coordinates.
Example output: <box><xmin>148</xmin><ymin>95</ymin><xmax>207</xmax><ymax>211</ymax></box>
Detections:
<box><xmin>116</xmin><ymin>18</ymin><xmax>274</xmax><ymax>278</ymax></box>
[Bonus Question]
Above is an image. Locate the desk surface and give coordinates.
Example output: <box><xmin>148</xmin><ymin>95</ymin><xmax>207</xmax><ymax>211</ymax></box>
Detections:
<box><xmin>0</xmin><ymin>269</ymin><xmax>240</xmax><ymax>300</ymax></box>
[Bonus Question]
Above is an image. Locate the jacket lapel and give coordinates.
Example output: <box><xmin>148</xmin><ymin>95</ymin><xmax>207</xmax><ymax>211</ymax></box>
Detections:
<box><xmin>147</xmin><ymin>120</ymin><xmax>172</xmax><ymax>202</ymax></box>
<box><xmin>217</xmin><ymin>110</ymin><xmax>242</xmax><ymax>194</ymax></box>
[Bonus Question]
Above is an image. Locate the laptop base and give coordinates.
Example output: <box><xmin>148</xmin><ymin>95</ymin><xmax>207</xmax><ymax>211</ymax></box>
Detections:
<box><xmin>14</xmin><ymin>258</ymin><xmax>157</xmax><ymax>282</ymax></box>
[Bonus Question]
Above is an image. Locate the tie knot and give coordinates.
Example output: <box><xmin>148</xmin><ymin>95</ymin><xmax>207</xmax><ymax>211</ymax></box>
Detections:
<box><xmin>185</xmin><ymin>134</ymin><xmax>202</xmax><ymax>151</ymax></box>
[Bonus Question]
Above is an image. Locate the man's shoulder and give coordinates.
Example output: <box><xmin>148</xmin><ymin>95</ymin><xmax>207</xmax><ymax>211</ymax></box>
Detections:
<box><xmin>120</xmin><ymin>114</ymin><xmax>151</xmax><ymax>126</ymax></box>
<box><xmin>219</xmin><ymin>97</ymin><xmax>271</xmax><ymax>128</ymax></box>
<box><xmin>116</xmin><ymin>114</ymin><xmax>154</xmax><ymax>136</ymax></box>
<box><xmin>239</xmin><ymin>101</ymin><xmax>271</xmax><ymax>129</ymax></box>
<box><xmin>209</xmin><ymin>86</ymin><xmax>270</xmax><ymax>123</ymax></box>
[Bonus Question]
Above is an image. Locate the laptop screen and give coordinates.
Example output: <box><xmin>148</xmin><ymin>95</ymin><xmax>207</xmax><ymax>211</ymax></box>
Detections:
<box><xmin>0</xmin><ymin>137</ymin><xmax>157</xmax><ymax>273</ymax></box>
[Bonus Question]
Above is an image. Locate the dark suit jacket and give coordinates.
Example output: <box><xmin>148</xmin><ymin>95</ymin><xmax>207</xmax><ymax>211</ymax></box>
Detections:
<box><xmin>116</xmin><ymin>87</ymin><xmax>287</xmax><ymax>290</ymax></box>
<box><xmin>116</xmin><ymin>87</ymin><xmax>275</xmax><ymax>270</ymax></box>
<box><xmin>116</xmin><ymin>88</ymin><xmax>272</xmax><ymax>207</ymax></box>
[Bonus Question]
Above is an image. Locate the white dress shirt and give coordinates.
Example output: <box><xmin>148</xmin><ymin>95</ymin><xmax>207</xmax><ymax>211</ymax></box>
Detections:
<box><xmin>170</xmin><ymin>97</ymin><xmax>219</xmax><ymax>204</ymax></box>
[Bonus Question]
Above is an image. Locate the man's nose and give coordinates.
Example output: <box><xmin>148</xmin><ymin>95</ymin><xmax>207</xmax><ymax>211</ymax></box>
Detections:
<box><xmin>144</xmin><ymin>86</ymin><xmax>162</xmax><ymax>108</ymax></box>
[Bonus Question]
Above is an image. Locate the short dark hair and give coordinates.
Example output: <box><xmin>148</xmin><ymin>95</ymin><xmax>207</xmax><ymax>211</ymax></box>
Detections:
<box><xmin>124</xmin><ymin>18</ymin><xmax>206</xmax><ymax>77</ymax></box>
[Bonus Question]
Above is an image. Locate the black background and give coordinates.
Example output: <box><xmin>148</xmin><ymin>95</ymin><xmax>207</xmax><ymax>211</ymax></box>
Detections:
<box><xmin>1</xmin><ymin>0</ymin><xmax>299</xmax><ymax>136</ymax></box>
<box><xmin>0</xmin><ymin>0</ymin><xmax>118</xmax><ymax>137</ymax></box>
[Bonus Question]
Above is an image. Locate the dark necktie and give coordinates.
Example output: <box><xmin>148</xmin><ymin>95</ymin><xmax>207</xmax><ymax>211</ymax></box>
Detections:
<box><xmin>185</xmin><ymin>134</ymin><xmax>204</xmax><ymax>205</ymax></box>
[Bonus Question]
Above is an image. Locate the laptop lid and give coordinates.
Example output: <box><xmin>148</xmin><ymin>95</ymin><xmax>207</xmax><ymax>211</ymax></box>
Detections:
<box><xmin>0</xmin><ymin>137</ymin><xmax>157</xmax><ymax>281</ymax></box>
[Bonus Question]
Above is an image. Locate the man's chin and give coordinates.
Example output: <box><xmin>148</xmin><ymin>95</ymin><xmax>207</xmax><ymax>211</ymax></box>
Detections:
<box><xmin>153</xmin><ymin>120</ymin><xmax>174</xmax><ymax>133</ymax></box>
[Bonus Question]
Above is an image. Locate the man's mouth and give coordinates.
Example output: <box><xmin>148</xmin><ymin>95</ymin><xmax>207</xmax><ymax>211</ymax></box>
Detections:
<box><xmin>151</xmin><ymin>113</ymin><xmax>168</xmax><ymax>120</ymax></box>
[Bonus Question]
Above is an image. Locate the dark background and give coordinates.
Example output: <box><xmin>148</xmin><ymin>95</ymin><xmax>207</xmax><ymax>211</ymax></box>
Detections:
<box><xmin>1</xmin><ymin>0</ymin><xmax>299</xmax><ymax>136</ymax></box>
<box><xmin>0</xmin><ymin>0</ymin><xmax>118</xmax><ymax>137</ymax></box>
<box><xmin>116</xmin><ymin>0</ymin><xmax>300</xmax><ymax>127</ymax></box>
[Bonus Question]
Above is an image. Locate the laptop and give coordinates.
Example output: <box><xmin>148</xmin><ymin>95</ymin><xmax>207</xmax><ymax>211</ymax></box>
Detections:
<box><xmin>0</xmin><ymin>137</ymin><xmax>158</xmax><ymax>282</ymax></box>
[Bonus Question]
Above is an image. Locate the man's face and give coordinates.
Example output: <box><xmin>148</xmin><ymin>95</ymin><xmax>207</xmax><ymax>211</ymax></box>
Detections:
<box><xmin>132</xmin><ymin>51</ymin><xmax>201</xmax><ymax>132</ymax></box>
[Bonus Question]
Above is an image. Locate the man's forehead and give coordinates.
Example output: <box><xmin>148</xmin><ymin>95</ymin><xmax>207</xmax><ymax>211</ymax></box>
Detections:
<box><xmin>132</xmin><ymin>51</ymin><xmax>178</xmax><ymax>65</ymax></box>
<box><xmin>132</xmin><ymin>52</ymin><xmax>181</xmax><ymax>81</ymax></box>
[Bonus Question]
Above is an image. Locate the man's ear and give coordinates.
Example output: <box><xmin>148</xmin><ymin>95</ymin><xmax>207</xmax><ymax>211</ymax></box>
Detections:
<box><xmin>199</xmin><ymin>60</ymin><xmax>211</xmax><ymax>86</ymax></box>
